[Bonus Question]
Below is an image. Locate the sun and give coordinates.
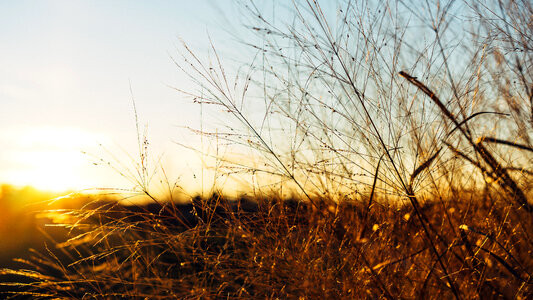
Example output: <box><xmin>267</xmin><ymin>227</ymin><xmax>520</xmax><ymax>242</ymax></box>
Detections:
<box><xmin>0</xmin><ymin>126</ymin><xmax>112</xmax><ymax>192</ymax></box>
<box><xmin>8</xmin><ymin>150</ymin><xmax>87</xmax><ymax>192</ymax></box>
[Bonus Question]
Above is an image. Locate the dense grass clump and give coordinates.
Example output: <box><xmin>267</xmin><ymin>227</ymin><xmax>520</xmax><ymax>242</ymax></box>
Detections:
<box><xmin>1</xmin><ymin>193</ymin><xmax>532</xmax><ymax>298</ymax></box>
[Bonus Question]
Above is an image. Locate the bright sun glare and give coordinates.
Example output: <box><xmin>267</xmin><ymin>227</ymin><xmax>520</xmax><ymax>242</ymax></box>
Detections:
<box><xmin>0</xmin><ymin>126</ymin><xmax>111</xmax><ymax>192</ymax></box>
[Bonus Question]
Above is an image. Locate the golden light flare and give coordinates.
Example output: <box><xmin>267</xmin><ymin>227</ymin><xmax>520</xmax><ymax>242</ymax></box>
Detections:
<box><xmin>0</xmin><ymin>126</ymin><xmax>111</xmax><ymax>192</ymax></box>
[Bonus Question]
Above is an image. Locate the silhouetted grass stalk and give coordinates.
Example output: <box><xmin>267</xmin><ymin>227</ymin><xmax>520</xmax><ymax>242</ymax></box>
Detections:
<box><xmin>399</xmin><ymin>71</ymin><xmax>532</xmax><ymax>212</ymax></box>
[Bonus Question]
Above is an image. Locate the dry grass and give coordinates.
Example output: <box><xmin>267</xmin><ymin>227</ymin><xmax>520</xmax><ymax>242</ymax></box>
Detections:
<box><xmin>1</xmin><ymin>0</ymin><xmax>532</xmax><ymax>298</ymax></box>
<box><xmin>1</xmin><ymin>193</ymin><xmax>532</xmax><ymax>299</ymax></box>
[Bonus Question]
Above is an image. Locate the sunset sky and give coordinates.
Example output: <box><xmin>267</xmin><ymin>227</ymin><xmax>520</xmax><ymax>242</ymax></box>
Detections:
<box><xmin>0</xmin><ymin>0</ymin><xmax>245</xmax><ymax>193</ymax></box>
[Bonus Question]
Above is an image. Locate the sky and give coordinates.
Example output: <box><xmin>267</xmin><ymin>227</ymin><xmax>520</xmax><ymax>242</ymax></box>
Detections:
<box><xmin>0</xmin><ymin>1</ymin><xmax>515</xmax><ymax>201</ymax></box>
<box><xmin>0</xmin><ymin>0</ymin><xmax>245</xmax><ymax>193</ymax></box>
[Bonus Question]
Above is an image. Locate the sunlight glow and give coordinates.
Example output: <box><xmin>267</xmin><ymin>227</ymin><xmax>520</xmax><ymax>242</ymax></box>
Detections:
<box><xmin>0</xmin><ymin>126</ymin><xmax>111</xmax><ymax>192</ymax></box>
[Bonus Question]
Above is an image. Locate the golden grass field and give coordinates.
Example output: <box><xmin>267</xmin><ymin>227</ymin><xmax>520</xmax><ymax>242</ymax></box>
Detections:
<box><xmin>0</xmin><ymin>189</ymin><xmax>532</xmax><ymax>298</ymax></box>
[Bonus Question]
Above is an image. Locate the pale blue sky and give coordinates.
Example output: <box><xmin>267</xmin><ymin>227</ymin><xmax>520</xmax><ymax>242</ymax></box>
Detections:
<box><xmin>0</xmin><ymin>0</ymin><xmax>245</xmax><ymax>192</ymax></box>
<box><xmin>0</xmin><ymin>0</ymin><xmax>484</xmax><ymax>197</ymax></box>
